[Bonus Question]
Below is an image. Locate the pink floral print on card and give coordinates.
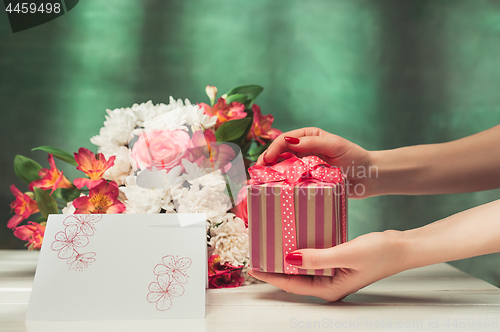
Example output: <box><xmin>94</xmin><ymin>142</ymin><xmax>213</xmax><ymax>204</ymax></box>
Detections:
<box><xmin>51</xmin><ymin>215</ymin><xmax>101</xmax><ymax>271</ymax></box>
<box><xmin>148</xmin><ymin>255</ymin><xmax>192</xmax><ymax>311</ymax></box>
<box><xmin>153</xmin><ymin>255</ymin><xmax>192</xmax><ymax>284</ymax></box>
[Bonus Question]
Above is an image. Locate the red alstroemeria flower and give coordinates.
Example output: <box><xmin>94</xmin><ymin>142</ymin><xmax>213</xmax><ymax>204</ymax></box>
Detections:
<box><xmin>200</xmin><ymin>98</ymin><xmax>246</xmax><ymax>129</ymax></box>
<box><xmin>74</xmin><ymin>148</ymin><xmax>116</xmax><ymax>189</ymax></box>
<box><xmin>72</xmin><ymin>180</ymin><xmax>126</xmax><ymax>214</ymax></box>
<box><xmin>13</xmin><ymin>221</ymin><xmax>45</xmax><ymax>250</ymax></box>
<box><xmin>28</xmin><ymin>154</ymin><xmax>74</xmax><ymax>194</ymax></box>
<box><xmin>231</xmin><ymin>187</ymin><xmax>248</xmax><ymax>228</ymax></box>
<box><xmin>8</xmin><ymin>185</ymin><xmax>39</xmax><ymax>229</ymax></box>
<box><xmin>189</xmin><ymin>130</ymin><xmax>235</xmax><ymax>171</ymax></box>
<box><xmin>246</xmin><ymin>104</ymin><xmax>282</xmax><ymax>145</ymax></box>
<box><xmin>207</xmin><ymin>255</ymin><xmax>244</xmax><ymax>289</ymax></box>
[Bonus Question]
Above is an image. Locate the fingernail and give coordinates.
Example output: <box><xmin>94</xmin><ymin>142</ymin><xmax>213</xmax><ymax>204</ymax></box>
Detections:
<box><xmin>285</xmin><ymin>252</ymin><xmax>302</xmax><ymax>266</ymax></box>
<box><xmin>262</xmin><ymin>151</ymin><xmax>269</xmax><ymax>164</ymax></box>
<box><xmin>284</xmin><ymin>136</ymin><xmax>300</xmax><ymax>145</ymax></box>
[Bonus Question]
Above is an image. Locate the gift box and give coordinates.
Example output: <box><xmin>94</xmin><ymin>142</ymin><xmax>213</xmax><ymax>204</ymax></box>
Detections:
<box><xmin>247</xmin><ymin>153</ymin><xmax>347</xmax><ymax>276</ymax></box>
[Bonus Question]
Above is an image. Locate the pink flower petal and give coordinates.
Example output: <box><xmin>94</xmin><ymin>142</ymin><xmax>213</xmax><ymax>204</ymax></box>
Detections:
<box><xmin>72</xmin><ymin>235</ymin><xmax>89</xmax><ymax>248</ymax></box>
<box><xmin>51</xmin><ymin>241</ymin><xmax>68</xmax><ymax>251</ymax></box>
<box><xmin>58</xmin><ymin>245</ymin><xmax>76</xmax><ymax>259</ymax></box>
<box><xmin>148</xmin><ymin>282</ymin><xmax>161</xmax><ymax>293</ymax></box>
<box><xmin>161</xmin><ymin>255</ymin><xmax>176</xmax><ymax>270</ymax></box>
<box><xmin>157</xmin><ymin>274</ymin><xmax>172</xmax><ymax>291</ymax></box>
<box><xmin>153</xmin><ymin>264</ymin><xmax>168</xmax><ymax>276</ymax></box>
<box><xmin>156</xmin><ymin>294</ymin><xmax>173</xmax><ymax>311</ymax></box>
<box><xmin>147</xmin><ymin>291</ymin><xmax>164</xmax><ymax>304</ymax></box>
<box><xmin>175</xmin><ymin>257</ymin><xmax>192</xmax><ymax>270</ymax></box>
<box><xmin>171</xmin><ymin>270</ymin><xmax>189</xmax><ymax>284</ymax></box>
<box><xmin>168</xmin><ymin>284</ymin><xmax>185</xmax><ymax>297</ymax></box>
<box><xmin>65</xmin><ymin>225</ymin><xmax>80</xmax><ymax>240</ymax></box>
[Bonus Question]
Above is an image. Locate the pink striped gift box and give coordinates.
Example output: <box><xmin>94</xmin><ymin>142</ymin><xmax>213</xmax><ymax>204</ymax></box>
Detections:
<box><xmin>247</xmin><ymin>180</ymin><xmax>347</xmax><ymax>276</ymax></box>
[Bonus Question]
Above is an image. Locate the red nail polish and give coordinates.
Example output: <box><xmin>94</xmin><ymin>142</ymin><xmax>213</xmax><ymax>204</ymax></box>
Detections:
<box><xmin>262</xmin><ymin>151</ymin><xmax>269</xmax><ymax>164</ymax></box>
<box><xmin>284</xmin><ymin>136</ymin><xmax>300</xmax><ymax>144</ymax></box>
<box><xmin>285</xmin><ymin>252</ymin><xmax>302</xmax><ymax>266</ymax></box>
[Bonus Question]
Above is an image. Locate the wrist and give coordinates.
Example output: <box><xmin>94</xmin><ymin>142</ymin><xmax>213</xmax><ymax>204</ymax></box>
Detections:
<box><xmin>382</xmin><ymin>230</ymin><xmax>414</xmax><ymax>274</ymax></box>
<box><xmin>364</xmin><ymin>150</ymin><xmax>388</xmax><ymax>197</ymax></box>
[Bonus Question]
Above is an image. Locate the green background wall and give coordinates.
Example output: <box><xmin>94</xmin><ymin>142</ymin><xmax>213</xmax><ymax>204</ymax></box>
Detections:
<box><xmin>1</xmin><ymin>0</ymin><xmax>500</xmax><ymax>286</ymax></box>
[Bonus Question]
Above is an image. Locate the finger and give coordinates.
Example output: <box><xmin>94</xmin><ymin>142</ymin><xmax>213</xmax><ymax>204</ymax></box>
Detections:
<box><xmin>288</xmin><ymin>241</ymin><xmax>357</xmax><ymax>270</ymax></box>
<box><xmin>248</xmin><ymin>270</ymin><xmax>318</xmax><ymax>296</ymax></box>
<box><xmin>284</xmin><ymin>135</ymin><xmax>350</xmax><ymax>161</ymax></box>
<box><xmin>256</xmin><ymin>128</ymin><xmax>322</xmax><ymax>165</ymax></box>
<box><xmin>248</xmin><ymin>270</ymin><xmax>352</xmax><ymax>301</ymax></box>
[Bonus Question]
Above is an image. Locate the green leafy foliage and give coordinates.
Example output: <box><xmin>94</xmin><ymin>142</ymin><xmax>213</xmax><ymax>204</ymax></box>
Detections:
<box><xmin>34</xmin><ymin>187</ymin><xmax>59</xmax><ymax>218</ymax></box>
<box><xmin>246</xmin><ymin>141</ymin><xmax>271</xmax><ymax>162</ymax></box>
<box><xmin>13</xmin><ymin>155</ymin><xmax>42</xmax><ymax>184</ymax></box>
<box><xmin>225</xmin><ymin>84</ymin><xmax>264</xmax><ymax>108</ymax></box>
<box><xmin>32</xmin><ymin>146</ymin><xmax>77</xmax><ymax>165</ymax></box>
<box><xmin>215</xmin><ymin>117</ymin><xmax>252</xmax><ymax>143</ymax></box>
<box><xmin>52</xmin><ymin>188</ymin><xmax>82</xmax><ymax>203</ymax></box>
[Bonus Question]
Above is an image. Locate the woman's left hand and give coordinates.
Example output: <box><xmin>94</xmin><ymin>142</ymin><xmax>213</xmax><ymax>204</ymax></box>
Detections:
<box><xmin>248</xmin><ymin>230</ymin><xmax>408</xmax><ymax>301</ymax></box>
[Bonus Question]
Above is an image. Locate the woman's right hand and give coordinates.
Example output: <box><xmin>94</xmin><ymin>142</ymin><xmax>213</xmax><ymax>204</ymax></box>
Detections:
<box><xmin>256</xmin><ymin>127</ymin><xmax>375</xmax><ymax>198</ymax></box>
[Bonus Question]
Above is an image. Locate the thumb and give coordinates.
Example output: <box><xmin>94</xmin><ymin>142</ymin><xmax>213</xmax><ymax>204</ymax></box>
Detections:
<box><xmin>284</xmin><ymin>135</ymin><xmax>349</xmax><ymax>160</ymax></box>
<box><xmin>286</xmin><ymin>243</ymin><xmax>354</xmax><ymax>270</ymax></box>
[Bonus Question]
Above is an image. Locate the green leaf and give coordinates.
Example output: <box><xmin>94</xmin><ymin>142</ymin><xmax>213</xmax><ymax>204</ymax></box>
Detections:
<box><xmin>13</xmin><ymin>155</ymin><xmax>42</xmax><ymax>184</ymax></box>
<box><xmin>52</xmin><ymin>188</ymin><xmax>82</xmax><ymax>203</ymax></box>
<box><xmin>35</xmin><ymin>215</ymin><xmax>47</xmax><ymax>223</ymax></box>
<box><xmin>224</xmin><ymin>93</ymin><xmax>249</xmax><ymax>105</ymax></box>
<box><xmin>246</xmin><ymin>142</ymin><xmax>271</xmax><ymax>162</ymax></box>
<box><xmin>32</xmin><ymin>146</ymin><xmax>77</xmax><ymax>166</ymax></box>
<box><xmin>34</xmin><ymin>187</ymin><xmax>59</xmax><ymax>218</ymax></box>
<box><xmin>215</xmin><ymin>117</ymin><xmax>252</xmax><ymax>143</ymax></box>
<box><xmin>225</xmin><ymin>84</ymin><xmax>264</xmax><ymax>102</ymax></box>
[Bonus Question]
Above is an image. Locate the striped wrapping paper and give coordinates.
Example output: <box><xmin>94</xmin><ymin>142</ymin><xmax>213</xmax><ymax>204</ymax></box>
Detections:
<box><xmin>247</xmin><ymin>180</ymin><xmax>347</xmax><ymax>276</ymax></box>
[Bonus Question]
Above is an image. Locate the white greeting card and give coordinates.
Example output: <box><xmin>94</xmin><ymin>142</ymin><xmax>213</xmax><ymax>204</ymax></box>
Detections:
<box><xmin>26</xmin><ymin>213</ymin><xmax>206</xmax><ymax>321</ymax></box>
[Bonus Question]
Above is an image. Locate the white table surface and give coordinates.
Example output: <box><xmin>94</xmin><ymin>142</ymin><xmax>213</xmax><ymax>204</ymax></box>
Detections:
<box><xmin>1</xmin><ymin>250</ymin><xmax>499</xmax><ymax>332</ymax></box>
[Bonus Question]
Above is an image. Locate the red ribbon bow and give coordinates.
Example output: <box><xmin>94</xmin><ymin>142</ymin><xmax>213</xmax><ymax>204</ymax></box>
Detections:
<box><xmin>248</xmin><ymin>152</ymin><xmax>342</xmax><ymax>185</ymax></box>
<box><xmin>248</xmin><ymin>153</ymin><xmax>344</xmax><ymax>275</ymax></box>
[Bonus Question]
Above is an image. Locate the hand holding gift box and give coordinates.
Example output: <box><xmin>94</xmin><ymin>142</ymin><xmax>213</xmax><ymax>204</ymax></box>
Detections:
<box><xmin>247</xmin><ymin>152</ymin><xmax>347</xmax><ymax>276</ymax></box>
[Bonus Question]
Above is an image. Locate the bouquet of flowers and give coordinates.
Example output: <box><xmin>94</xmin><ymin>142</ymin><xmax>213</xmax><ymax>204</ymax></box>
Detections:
<box><xmin>7</xmin><ymin>84</ymin><xmax>281</xmax><ymax>288</ymax></box>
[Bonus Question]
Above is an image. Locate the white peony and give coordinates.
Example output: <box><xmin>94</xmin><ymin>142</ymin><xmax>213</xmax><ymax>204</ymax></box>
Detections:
<box><xmin>90</xmin><ymin>107</ymin><xmax>138</xmax><ymax>148</ymax></box>
<box><xmin>172</xmin><ymin>184</ymin><xmax>231</xmax><ymax>219</ymax></box>
<box><xmin>209</xmin><ymin>214</ymin><xmax>249</xmax><ymax>266</ymax></box>
<box><xmin>120</xmin><ymin>175</ymin><xmax>172</xmax><ymax>214</ymax></box>
<box><xmin>100</xmin><ymin>145</ymin><xmax>132</xmax><ymax>186</ymax></box>
<box><xmin>185</xmin><ymin>103</ymin><xmax>217</xmax><ymax>129</ymax></box>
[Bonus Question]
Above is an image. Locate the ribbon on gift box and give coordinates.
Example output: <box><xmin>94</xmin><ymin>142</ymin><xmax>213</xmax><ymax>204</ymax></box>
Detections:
<box><xmin>248</xmin><ymin>152</ymin><xmax>344</xmax><ymax>274</ymax></box>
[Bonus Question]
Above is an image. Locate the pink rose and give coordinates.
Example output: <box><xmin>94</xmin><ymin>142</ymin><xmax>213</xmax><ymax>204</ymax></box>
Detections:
<box><xmin>131</xmin><ymin>130</ymin><xmax>192</xmax><ymax>171</ymax></box>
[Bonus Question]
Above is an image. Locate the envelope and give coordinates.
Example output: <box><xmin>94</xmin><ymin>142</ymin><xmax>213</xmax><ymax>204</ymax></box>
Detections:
<box><xmin>26</xmin><ymin>213</ymin><xmax>207</xmax><ymax>321</ymax></box>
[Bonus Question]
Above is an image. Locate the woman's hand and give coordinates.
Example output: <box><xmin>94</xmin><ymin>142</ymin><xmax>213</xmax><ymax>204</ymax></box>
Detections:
<box><xmin>256</xmin><ymin>127</ymin><xmax>374</xmax><ymax>198</ymax></box>
<box><xmin>248</xmin><ymin>230</ymin><xmax>408</xmax><ymax>301</ymax></box>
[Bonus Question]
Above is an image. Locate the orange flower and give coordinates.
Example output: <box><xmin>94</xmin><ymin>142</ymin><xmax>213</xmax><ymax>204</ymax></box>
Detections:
<box><xmin>74</xmin><ymin>148</ymin><xmax>116</xmax><ymax>189</ymax></box>
<box><xmin>200</xmin><ymin>98</ymin><xmax>246</xmax><ymax>129</ymax></box>
<box><xmin>73</xmin><ymin>180</ymin><xmax>125</xmax><ymax>214</ymax></box>
<box><xmin>189</xmin><ymin>129</ymin><xmax>235</xmax><ymax>170</ymax></box>
<box><xmin>13</xmin><ymin>222</ymin><xmax>45</xmax><ymax>250</ymax></box>
<box><xmin>8</xmin><ymin>185</ymin><xmax>39</xmax><ymax>229</ymax></box>
<box><xmin>246</xmin><ymin>104</ymin><xmax>282</xmax><ymax>145</ymax></box>
<box><xmin>28</xmin><ymin>154</ymin><xmax>74</xmax><ymax>194</ymax></box>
